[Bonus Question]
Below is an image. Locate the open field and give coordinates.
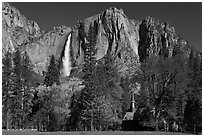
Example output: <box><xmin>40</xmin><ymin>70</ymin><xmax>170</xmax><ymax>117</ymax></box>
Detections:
<box><xmin>2</xmin><ymin>130</ymin><xmax>192</xmax><ymax>135</ymax></box>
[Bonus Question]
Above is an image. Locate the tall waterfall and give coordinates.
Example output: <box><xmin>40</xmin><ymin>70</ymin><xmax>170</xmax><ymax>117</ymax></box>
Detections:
<box><xmin>63</xmin><ymin>33</ymin><xmax>72</xmax><ymax>76</ymax></box>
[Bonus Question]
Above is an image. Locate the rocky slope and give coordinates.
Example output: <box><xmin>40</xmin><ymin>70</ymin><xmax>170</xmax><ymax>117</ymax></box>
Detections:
<box><xmin>71</xmin><ymin>7</ymin><xmax>140</xmax><ymax>64</ymax></box>
<box><xmin>70</xmin><ymin>8</ymin><xmax>141</xmax><ymax>73</ymax></box>
<box><xmin>63</xmin><ymin>7</ymin><xmax>201</xmax><ymax>77</ymax></box>
<box><xmin>2</xmin><ymin>2</ymin><xmax>41</xmax><ymax>54</ymax></box>
<box><xmin>2</xmin><ymin>3</ymin><xmax>71</xmax><ymax>75</ymax></box>
<box><xmin>2</xmin><ymin>3</ymin><xmax>201</xmax><ymax>82</ymax></box>
<box><xmin>23</xmin><ymin>26</ymin><xmax>71</xmax><ymax>75</ymax></box>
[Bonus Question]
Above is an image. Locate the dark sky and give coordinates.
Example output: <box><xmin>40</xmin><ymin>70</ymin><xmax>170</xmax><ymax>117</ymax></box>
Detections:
<box><xmin>10</xmin><ymin>2</ymin><xmax>202</xmax><ymax>51</ymax></box>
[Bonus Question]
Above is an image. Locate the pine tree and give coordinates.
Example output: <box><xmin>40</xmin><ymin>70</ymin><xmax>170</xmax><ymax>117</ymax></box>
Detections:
<box><xmin>36</xmin><ymin>85</ymin><xmax>54</xmax><ymax>131</ymax></box>
<box><xmin>184</xmin><ymin>51</ymin><xmax>202</xmax><ymax>133</ymax></box>
<box><xmin>71</xmin><ymin>22</ymin><xmax>98</xmax><ymax>131</ymax></box>
<box><xmin>44</xmin><ymin>55</ymin><xmax>60</xmax><ymax>87</ymax></box>
<box><xmin>2</xmin><ymin>51</ymin><xmax>13</xmax><ymax>129</ymax></box>
<box><xmin>10</xmin><ymin>48</ymin><xmax>23</xmax><ymax>129</ymax></box>
<box><xmin>9</xmin><ymin>49</ymin><xmax>35</xmax><ymax>129</ymax></box>
<box><xmin>80</xmin><ymin>22</ymin><xmax>98</xmax><ymax>131</ymax></box>
<box><xmin>21</xmin><ymin>51</ymin><xmax>35</xmax><ymax>129</ymax></box>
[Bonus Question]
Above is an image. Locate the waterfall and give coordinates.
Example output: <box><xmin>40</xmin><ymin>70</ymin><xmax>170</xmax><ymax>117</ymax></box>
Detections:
<box><xmin>63</xmin><ymin>33</ymin><xmax>72</xmax><ymax>76</ymax></box>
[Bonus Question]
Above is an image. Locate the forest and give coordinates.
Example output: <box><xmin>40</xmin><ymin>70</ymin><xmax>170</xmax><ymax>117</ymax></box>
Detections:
<box><xmin>2</xmin><ymin>22</ymin><xmax>202</xmax><ymax>134</ymax></box>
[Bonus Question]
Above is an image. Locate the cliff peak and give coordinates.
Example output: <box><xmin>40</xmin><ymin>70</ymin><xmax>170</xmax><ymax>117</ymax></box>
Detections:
<box><xmin>105</xmin><ymin>7</ymin><xmax>125</xmax><ymax>15</ymax></box>
<box><xmin>2</xmin><ymin>3</ymin><xmax>201</xmax><ymax>80</ymax></box>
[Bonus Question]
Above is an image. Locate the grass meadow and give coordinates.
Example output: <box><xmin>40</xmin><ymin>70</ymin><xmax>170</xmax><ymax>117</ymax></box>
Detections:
<box><xmin>2</xmin><ymin>130</ymin><xmax>192</xmax><ymax>135</ymax></box>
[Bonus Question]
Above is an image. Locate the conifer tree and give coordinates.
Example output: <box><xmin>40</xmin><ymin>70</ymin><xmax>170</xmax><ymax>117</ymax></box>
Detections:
<box><xmin>44</xmin><ymin>55</ymin><xmax>60</xmax><ymax>87</ymax></box>
<box><xmin>10</xmin><ymin>48</ymin><xmax>24</xmax><ymax>129</ymax></box>
<box><xmin>80</xmin><ymin>22</ymin><xmax>98</xmax><ymax>131</ymax></box>
<box><xmin>7</xmin><ymin>49</ymin><xmax>35</xmax><ymax>129</ymax></box>
<box><xmin>21</xmin><ymin>51</ymin><xmax>35</xmax><ymax>129</ymax></box>
<box><xmin>184</xmin><ymin>51</ymin><xmax>202</xmax><ymax>133</ymax></box>
<box><xmin>72</xmin><ymin>22</ymin><xmax>98</xmax><ymax>131</ymax></box>
<box><xmin>2</xmin><ymin>51</ymin><xmax>13</xmax><ymax>129</ymax></box>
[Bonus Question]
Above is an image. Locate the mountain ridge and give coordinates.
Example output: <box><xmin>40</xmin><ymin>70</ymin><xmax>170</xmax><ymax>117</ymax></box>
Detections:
<box><xmin>2</xmin><ymin>2</ymin><xmax>201</xmax><ymax>80</ymax></box>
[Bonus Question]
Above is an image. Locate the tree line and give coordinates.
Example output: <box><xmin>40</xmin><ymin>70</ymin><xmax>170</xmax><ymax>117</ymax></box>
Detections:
<box><xmin>2</xmin><ymin>22</ymin><xmax>123</xmax><ymax>131</ymax></box>
<box><xmin>2</xmin><ymin>49</ymin><xmax>34</xmax><ymax>130</ymax></box>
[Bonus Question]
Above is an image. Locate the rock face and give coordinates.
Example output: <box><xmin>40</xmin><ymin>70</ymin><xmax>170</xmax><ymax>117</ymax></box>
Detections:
<box><xmin>2</xmin><ymin>2</ymin><xmax>71</xmax><ymax>76</ymax></box>
<box><xmin>2</xmin><ymin>3</ymin><xmax>201</xmax><ymax>82</ymax></box>
<box><xmin>138</xmin><ymin>16</ymin><xmax>201</xmax><ymax>62</ymax></box>
<box><xmin>23</xmin><ymin>26</ymin><xmax>71</xmax><ymax>75</ymax></box>
<box><xmin>70</xmin><ymin>7</ymin><xmax>141</xmax><ymax>73</ymax></box>
<box><xmin>68</xmin><ymin>7</ymin><xmax>201</xmax><ymax>76</ymax></box>
<box><xmin>2</xmin><ymin>2</ymin><xmax>41</xmax><ymax>54</ymax></box>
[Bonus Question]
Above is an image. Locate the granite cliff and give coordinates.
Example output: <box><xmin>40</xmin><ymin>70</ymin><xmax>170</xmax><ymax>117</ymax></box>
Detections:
<box><xmin>2</xmin><ymin>3</ymin><xmax>201</xmax><ymax>82</ymax></box>
<box><xmin>2</xmin><ymin>3</ymin><xmax>71</xmax><ymax>76</ymax></box>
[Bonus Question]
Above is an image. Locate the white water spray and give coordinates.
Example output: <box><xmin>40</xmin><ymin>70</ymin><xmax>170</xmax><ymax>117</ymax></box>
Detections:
<box><xmin>63</xmin><ymin>33</ymin><xmax>72</xmax><ymax>76</ymax></box>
